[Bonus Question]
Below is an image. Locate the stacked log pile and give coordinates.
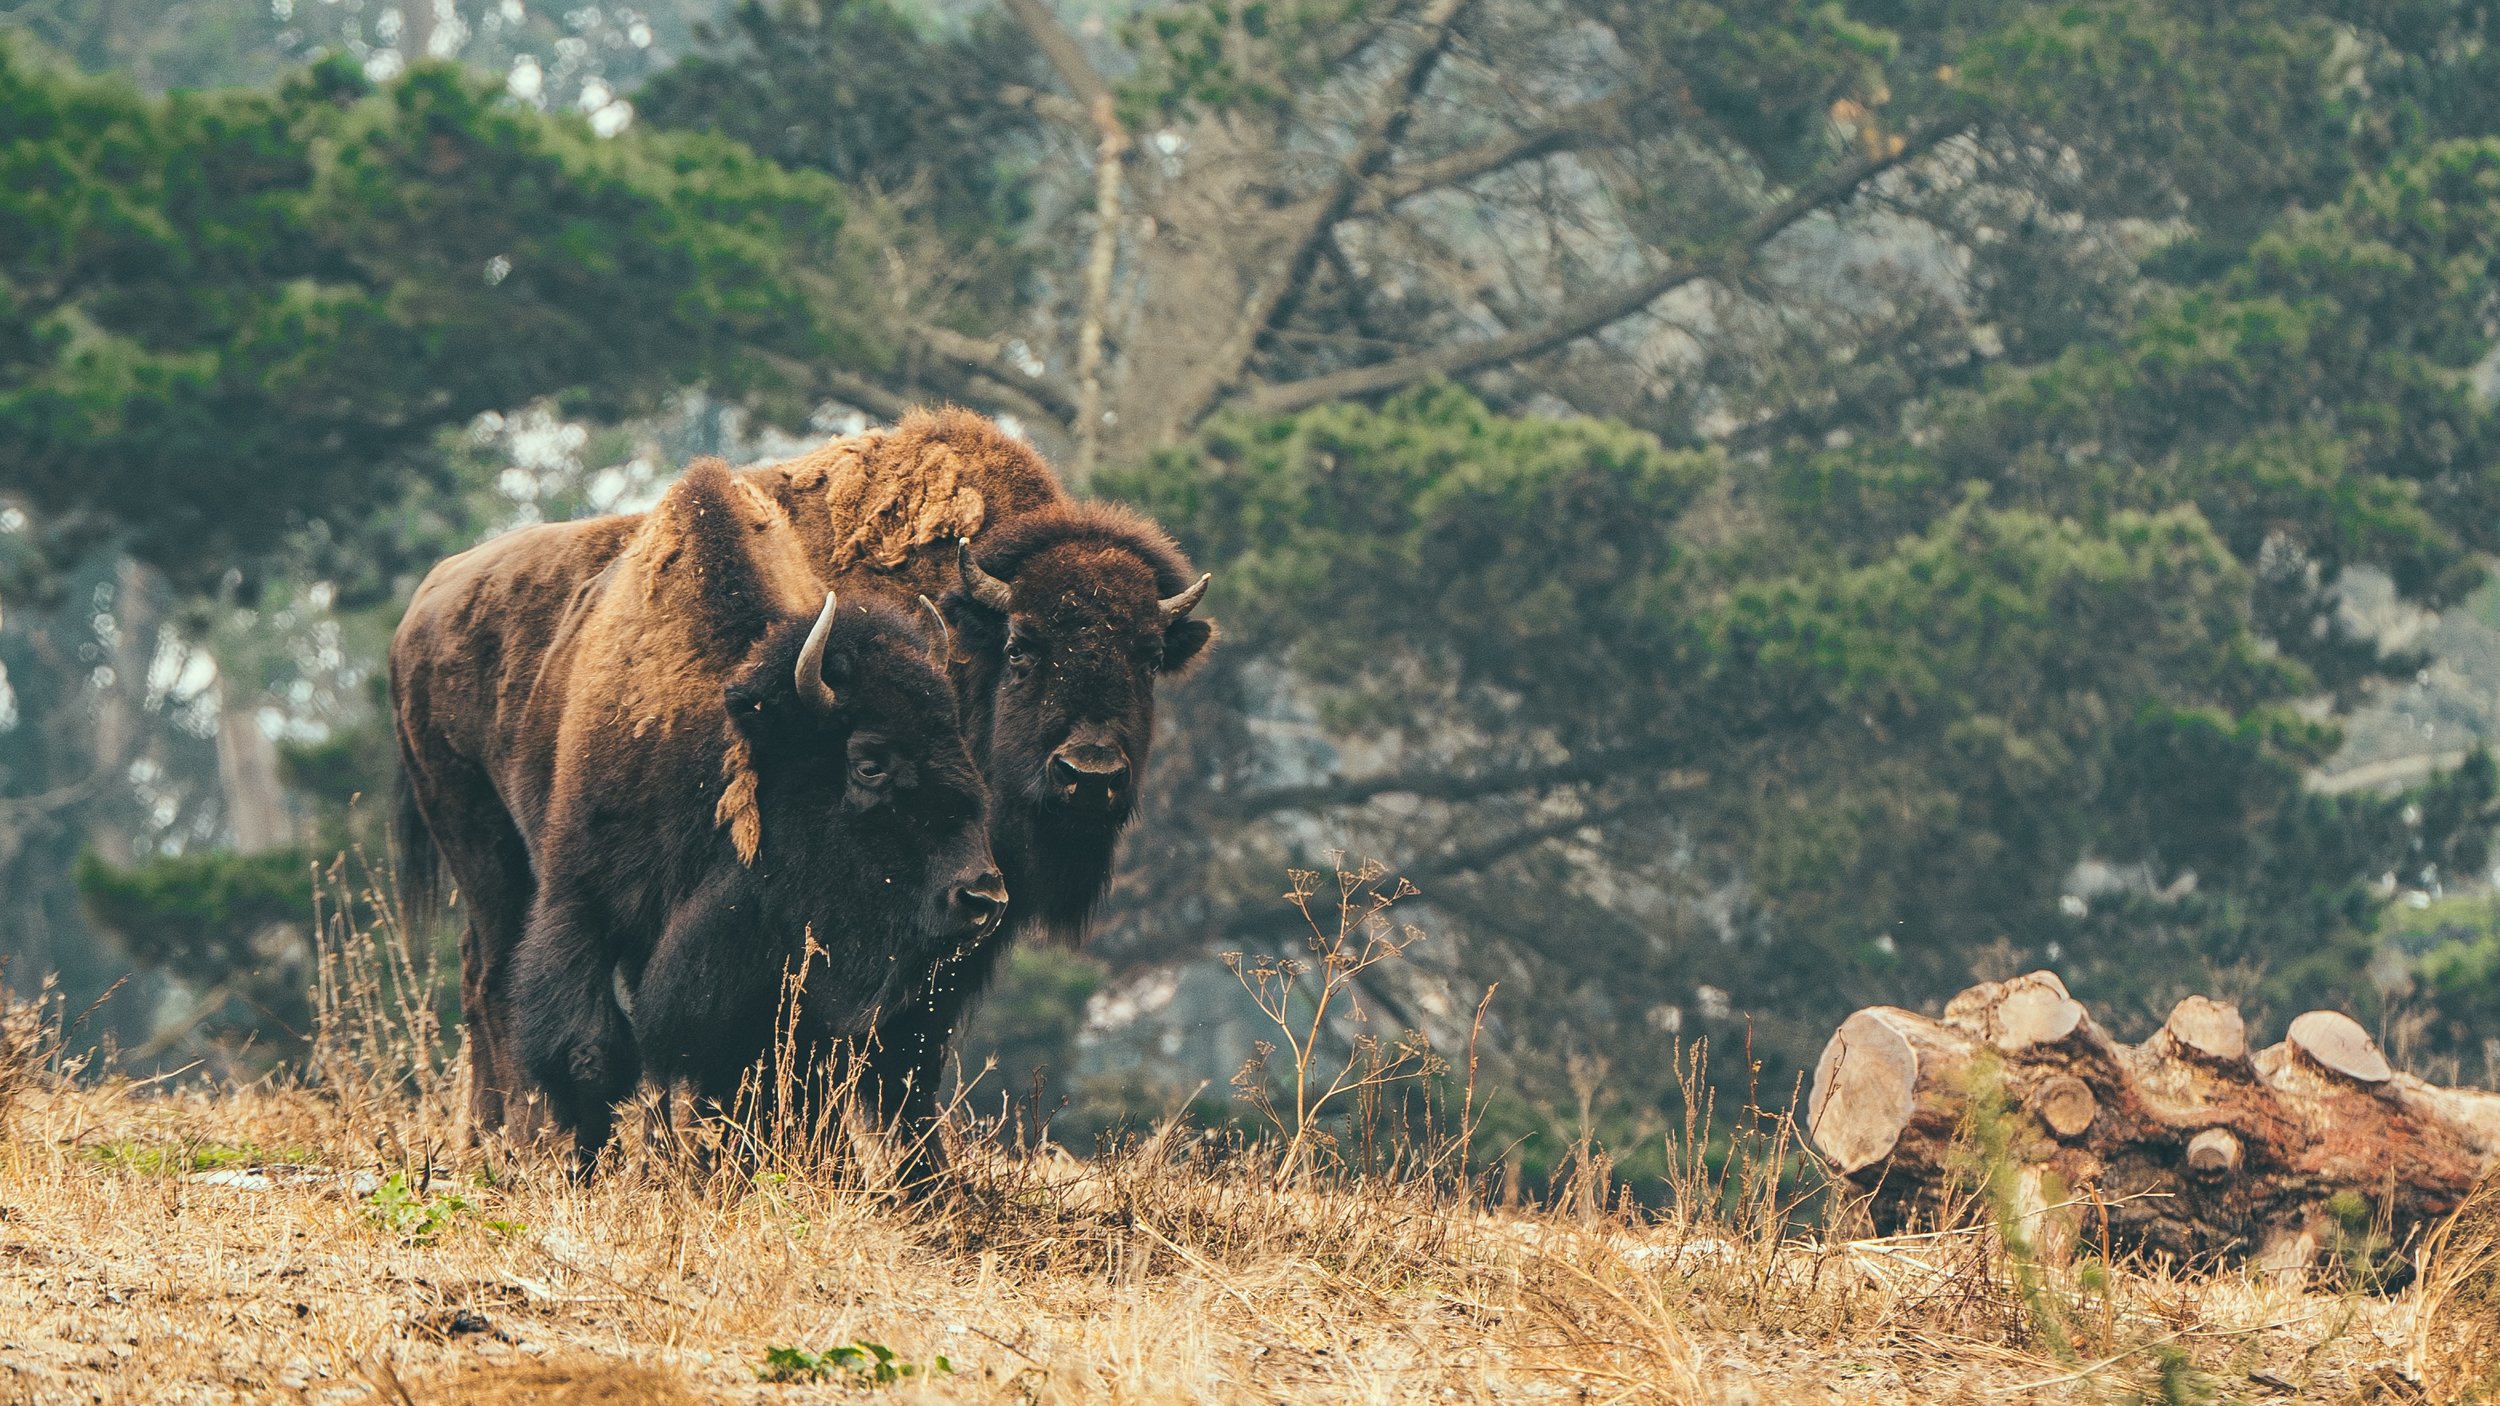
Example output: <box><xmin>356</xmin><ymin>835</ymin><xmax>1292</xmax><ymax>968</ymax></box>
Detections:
<box><xmin>1807</xmin><ymin>972</ymin><xmax>2500</xmax><ymax>1270</ymax></box>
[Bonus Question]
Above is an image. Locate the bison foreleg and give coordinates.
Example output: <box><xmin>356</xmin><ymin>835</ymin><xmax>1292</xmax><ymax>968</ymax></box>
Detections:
<box><xmin>509</xmin><ymin>894</ymin><xmax>640</xmax><ymax>1171</ymax></box>
<box><xmin>627</xmin><ymin>873</ymin><xmax>790</xmax><ymax>1110</ymax></box>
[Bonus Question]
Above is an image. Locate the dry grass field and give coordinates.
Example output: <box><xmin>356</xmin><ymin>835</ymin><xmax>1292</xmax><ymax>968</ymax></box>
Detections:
<box><xmin>0</xmin><ymin>875</ymin><xmax>2493</xmax><ymax>1405</ymax></box>
<box><xmin>3</xmin><ymin>1082</ymin><xmax>2492</xmax><ymax>1405</ymax></box>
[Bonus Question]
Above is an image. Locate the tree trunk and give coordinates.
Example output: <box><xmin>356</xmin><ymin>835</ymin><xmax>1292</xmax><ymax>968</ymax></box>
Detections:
<box><xmin>402</xmin><ymin>0</ymin><xmax>435</xmax><ymax>62</ymax></box>
<box><xmin>1808</xmin><ymin>971</ymin><xmax>2500</xmax><ymax>1272</ymax></box>
<box><xmin>213</xmin><ymin>676</ymin><xmax>291</xmax><ymax>854</ymax></box>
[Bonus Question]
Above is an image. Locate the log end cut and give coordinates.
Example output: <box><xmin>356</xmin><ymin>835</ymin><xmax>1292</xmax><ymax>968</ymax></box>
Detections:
<box><xmin>2186</xmin><ymin>1127</ymin><xmax>2243</xmax><ymax>1178</ymax></box>
<box><xmin>2286</xmin><ymin>1010</ymin><xmax>2393</xmax><ymax>1085</ymax></box>
<box><xmin>1809</xmin><ymin>1009</ymin><xmax>1919</xmax><ymax>1175</ymax></box>
<box><xmin>2035</xmin><ymin>1075</ymin><xmax>2098</xmax><ymax>1139</ymax></box>
<box><xmin>1948</xmin><ymin>970</ymin><xmax>2088</xmax><ymax>1052</ymax></box>
<box><xmin>2163</xmin><ymin>995</ymin><xmax>2248</xmax><ymax>1065</ymax></box>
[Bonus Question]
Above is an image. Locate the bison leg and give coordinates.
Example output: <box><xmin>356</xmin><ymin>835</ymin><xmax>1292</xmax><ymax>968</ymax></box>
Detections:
<box><xmin>509</xmin><ymin>889</ymin><xmax>640</xmax><ymax>1172</ymax></box>
<box><xmin>627</xmin><ymin>874</ymin><xmax>790</xmax><ymax>1115</ymax></box>
<box><xmin>395</xmin><ymin>738</ymin><xmax>543</xmax><ymax>1144</ymax></box>
<box><xmin>454</xmin><ymin>833</ymin><xmax>541</xmax><ymax>1144</ymax></box>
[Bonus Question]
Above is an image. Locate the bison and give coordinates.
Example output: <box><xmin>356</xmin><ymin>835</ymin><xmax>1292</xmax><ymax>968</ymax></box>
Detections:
<box><xmin>392</xmin><ymin>459</ymin><xmax>1004</xmax><ymax>1164</ymax></box>
<box><xmin>395</xmin><ymin>409</ymin><xmax>1213</xmax><ymax>1160</ymax></box>
<box><xmin>734</xmin><ymin>409</ymin><xmax>1215</xmax><ymax>1134</ymax></box>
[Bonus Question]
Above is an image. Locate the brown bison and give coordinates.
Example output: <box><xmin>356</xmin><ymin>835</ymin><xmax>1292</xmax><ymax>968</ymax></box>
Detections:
<box><xmin>395</xmin><ymin>409</ymin><xmax>1211</xmax><ymax>1156</ymax></box>
<box><xmin>392</xmin><ymin>459</ymin><xmax>1004</xmax><ymax>1163</ymax></box>
<box><xmin>734</xmin><ymin>409</ymin><xmax>1215</xmax><ymax>1134</ymax></box>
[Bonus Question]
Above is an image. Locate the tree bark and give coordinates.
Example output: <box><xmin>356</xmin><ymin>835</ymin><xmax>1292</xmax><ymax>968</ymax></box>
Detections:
<box><xmin>1808</xmin><ymin>972</ymin><xmax>2500</xmax><ymax>1272</ymax></box>
<box><xmin>213</xmin><ymin>673</ymin><xmax>291</xmax><ymax>854</ymax></box>
<box><xmin>403</xmin><ymin>0</ymin><xmax>435</xmax><ymax>62</ymax></box>
<box><xmin>1074</xmin><ymin>97</ymin><xmax>1128</xmax><ymax>483</ymax></box>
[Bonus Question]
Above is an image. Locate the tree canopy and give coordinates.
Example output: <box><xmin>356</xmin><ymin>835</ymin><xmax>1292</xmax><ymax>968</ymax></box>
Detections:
<box><xmin>0</xmin><ymin>42</ymin><xmax>875</xmax><ymax>596</ymax></box>
<box><xmin>10</xmin><ymin>0</ymin><xmax>2500</xmax><ymax>1133</ymax></box>
<box><xmin>1091</xmin><ymin>18</ymin><xmax>2500</xmax><ymax>1111</ymax></box>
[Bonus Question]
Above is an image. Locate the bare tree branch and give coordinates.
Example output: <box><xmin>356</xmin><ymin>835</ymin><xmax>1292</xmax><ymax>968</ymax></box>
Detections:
<box><xmin>893</xmin><ymin>323</ymin><xmax>1078</xmax><ymax>428</ymax></box>
<box><xmin>1210</xmin><ymin>798</ymin><xmax>1652</xmax><ymax>941</ymax></box>
<box><xmin>1168</xmin><ymin>0</ymin><xmax>1479</xmax><ymax>437</ymax></box>
<box><xmin>1411</xmin><ymin>797</ymin><xmax>1648</xmax><ymax>883</ymax></box>
<box><xmin>1075</xmin><ymin>103</ymin><xmax>1131</xmax><ymax>483</ymax></box>
<box><xmin>1352</xmin><ymin>95</ymin><xmax>1626</xmax><ymax>213</ymax></box>
<box><xmin>997</xmin><ymin>83</ymin><xmax>1090</xmax><ymax>128</ymax></box>
<box><xmin>766</xmin><ymin>341</ymin><xmax>1077</xmax><ymax>438</ymax></box>
<box><xmin>808</xmin><ymin>361</ymin><xmax>921</xmax><ymax>425</ymax></box>
<box><xmin>994</xmin><ymin>1</ymin><xmax>1130</xmax><ymax>473</ymax></box>
<box><xmin>781</xmin><ymin>258</ymin><xmax>1080</xmax><ymax>428</ymax></box>
<box><xmin>1217</xmin><ymin>749</ymin><xmax>1706</xmax><ymax>819</ymax></box>
<box><xmin>999</xmin><ymin>0</ymin><xmax>1120</xmax><ymax>124</ymax></box>
<box><xmin>1245</xmin><ymin>122</ymin><xmax>1967</xmax><ymax>417</ymax></box>
<box><xmin>928</xmin><ymin>363</ymin><xmax>1082</xmax><ymax>436</ymax></box>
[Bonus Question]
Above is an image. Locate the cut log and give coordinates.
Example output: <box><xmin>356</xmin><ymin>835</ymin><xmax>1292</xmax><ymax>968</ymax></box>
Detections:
<box><xmin>2035</xmin><ymin>1076</ymin><xmax>2098</xmax><ymax>1139</ymax></box>
<box><xmin>1808</xmin><ymin>1008</ymin><xmax>1967</xmax><ymax>1176</ymax></box>
<box><xmin>2153</xmin><ymin>996</ymin><xmax>2247</xmax><ymax>1066</ymax></box>
<box><xmin>1809</xmin><ymin>977</ymin><xmax>2500</xmax><ymax>1273</ymax></box>
<box><xmin>2282</xmin><ymin>1010</ymin><xmax>2392</xmax><ymax>1084</ymax></box>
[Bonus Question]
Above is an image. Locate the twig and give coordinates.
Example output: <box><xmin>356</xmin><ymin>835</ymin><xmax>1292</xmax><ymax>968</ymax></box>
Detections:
<box><xmin>1996</xmin><ymin>1324</ymin><xmax>2199</xmax><ymax>1393</ymax></box>
<box><xmin>519</xmin><ymin>1236</ymin><xmax>692</xmax><ymax>1312</ymax></box>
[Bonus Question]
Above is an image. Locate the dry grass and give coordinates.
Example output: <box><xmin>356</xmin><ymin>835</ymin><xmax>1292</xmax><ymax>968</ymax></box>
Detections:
<box><xmin>2411</xmin><ymin>1174</ymin><xmax>2500</xmax><ymax>1401</ymax></box>
<box><xmin>0</xmin><ymin>1072</ymin><xmax>2474</xmax><ymax>1405</ymax></box>
<box><xmin>0</xmin><ymin>864</ymin><xmax>2489</xmax><ymax>1404</ymax></box>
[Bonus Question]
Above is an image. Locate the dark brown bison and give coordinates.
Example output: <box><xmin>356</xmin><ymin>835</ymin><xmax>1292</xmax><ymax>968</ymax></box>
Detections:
<box><xmin>737</xmin><ymin>408</ymin><xmax>1215</xmax><ymax>1133</ymax></box>
<box><xmin>392</xmin><ymin>459</ymin><xmax>1004</xmax><ymax>1163</ymax></box>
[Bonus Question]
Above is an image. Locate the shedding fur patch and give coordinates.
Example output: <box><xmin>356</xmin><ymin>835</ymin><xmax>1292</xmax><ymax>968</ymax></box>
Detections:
<box><xmin>716</xmin><ymin>729</ymin><xmax>762</xmax><ymax>865</ymax></box>
<box><xmin>756</xmin><ymin>407</ymin><xmax>1069</xmax><ymax>593</ymax></box>
<box><xmin>818</xmin><ymin>432</ymin><xmax>988</xmax><ymax>573</ymax></box>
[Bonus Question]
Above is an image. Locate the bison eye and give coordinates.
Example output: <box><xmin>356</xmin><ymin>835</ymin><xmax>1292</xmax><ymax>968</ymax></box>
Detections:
<box><xmin>1004</xmin><ymin>638</ymin><xmax>1037</xmax><ymax>673</ymax></box>
<box><xmin>851</xmin><ymin>756</ymin><xmax>889</xmax><ymax>786</ymax></box>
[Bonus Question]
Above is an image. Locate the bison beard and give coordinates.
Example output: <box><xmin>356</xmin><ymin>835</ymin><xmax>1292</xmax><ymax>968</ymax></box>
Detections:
<box><xmin>393</xmin><ymin>460</ymin><xmax>1003</xmax><ymax>1169</ymax></box>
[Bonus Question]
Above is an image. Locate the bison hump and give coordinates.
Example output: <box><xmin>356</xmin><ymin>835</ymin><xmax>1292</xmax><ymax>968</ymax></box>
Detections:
<box><xmin>768</xmin><ymin>406</ymin><xmax>1073</xmax><ymax>577</ymax></box>
<box><xmin>630</xmin><ymin>459</ymin><xmax>822</xmax><ymax>668</ymax></box>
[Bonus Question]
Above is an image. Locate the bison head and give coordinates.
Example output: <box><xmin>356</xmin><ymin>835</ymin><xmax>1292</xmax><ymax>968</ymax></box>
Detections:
<box><xmin>943</xmin><ymin>505</ymin><xmax>1213</xmax><ymax>939</ymax></box>
<box><xmin>722</xmin><ymin>592</ymin><xmax>1007</xmax><ymax>1025</ymax></box>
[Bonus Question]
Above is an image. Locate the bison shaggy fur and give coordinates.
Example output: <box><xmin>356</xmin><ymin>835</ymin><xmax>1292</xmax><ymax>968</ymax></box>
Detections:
<box><xmin>393</xmin><ymin>459</ymin><xmax>1003</xmax><ymax>1165</ymax></box>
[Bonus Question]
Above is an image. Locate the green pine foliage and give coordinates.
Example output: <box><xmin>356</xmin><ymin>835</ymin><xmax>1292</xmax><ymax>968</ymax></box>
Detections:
<box><xmin>636</xmin><ymin>0</ymin><xmax>1041</xmax><ymax>244</ymax></box>
<box><xmin>2387</xmin><ymin>894</ymin><xmax>2500</xmax><ymax>1071</ymax></box>
<box><xmin>0</xmin><ymin>41</ymin><xmax>880</xmax><ymax>595</ymax></box>
<box><xmin>1113</xmin><ymin>360</ymin><xmax>2496</xmax><ymax>1083</ymax></box>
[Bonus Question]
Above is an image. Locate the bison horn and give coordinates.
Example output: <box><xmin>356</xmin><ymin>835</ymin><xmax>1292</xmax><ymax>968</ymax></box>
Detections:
<box><xmin>1159</xmin><ymin>573</ymin><xmax>1211</xmax><ymax>624</ymax></box>
<box><xmin>917</xmin><ymin>594</ymin><xmax>954</xmax><ymax>669</ymax></box>
<box><xmin>795</xmin><ymin>591</ymin><xmax>840</xmax><ymax>711</ymax></box>
<box><xmin>958</xmin><ymin>540</ymin><xmax>1014</xmax><ymax>613</ymax></box>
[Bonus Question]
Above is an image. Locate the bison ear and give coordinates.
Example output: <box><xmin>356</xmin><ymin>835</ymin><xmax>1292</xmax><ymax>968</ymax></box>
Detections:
<box><xmin>1160</xmin><ymin>615</ymin><xmax>1216</xmax><ymax>674</ymax></box>
<box><xmin>724</xmin><ymin>621</ymin><xmax>853</xmax><ymax>745</ymax></box>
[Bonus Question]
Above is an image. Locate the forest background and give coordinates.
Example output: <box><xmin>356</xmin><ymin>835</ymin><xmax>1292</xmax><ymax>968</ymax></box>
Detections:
<box><xmin>9</xmin><ymin>0</ymin><xmax>2500</xmax><ymax>1188</ymax></box>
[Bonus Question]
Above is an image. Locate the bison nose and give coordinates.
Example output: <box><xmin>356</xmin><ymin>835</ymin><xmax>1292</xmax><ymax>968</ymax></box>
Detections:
<box><xmin>1048</xmin><ymin>744</ymin><xmax>1130</xmax><ymax>810</ymax></box>
<box><xmin>954</xmin><ymin>872</ymin><xmax>1008</xmax><ymax>936</ymax></box>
